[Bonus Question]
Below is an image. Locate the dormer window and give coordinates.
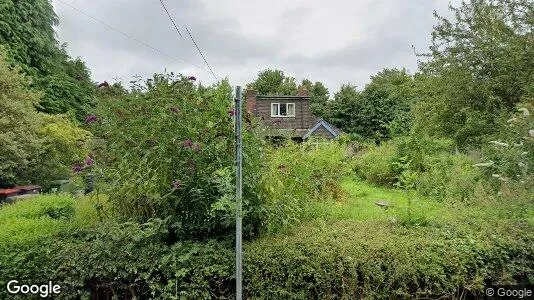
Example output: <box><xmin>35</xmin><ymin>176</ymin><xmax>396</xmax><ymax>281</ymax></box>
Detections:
<box><xmin>271</xmin><ymin>103</ymin><xmax>295</xmax><ymax>117</ymax></box>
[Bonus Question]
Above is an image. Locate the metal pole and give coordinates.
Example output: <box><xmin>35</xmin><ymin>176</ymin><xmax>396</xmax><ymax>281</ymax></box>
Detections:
<box><xmin>235</xmin><ymin>86</ymin><xmax>243</xmax><ymax>300</ymax></box>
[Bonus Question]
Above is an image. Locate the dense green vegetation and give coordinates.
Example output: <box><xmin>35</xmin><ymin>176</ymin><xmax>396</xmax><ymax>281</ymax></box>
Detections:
<box><xmin>0</xmin><ymin>174</ymin><xmax>532</xmax><ymax>298</ymax></box>
<box><xmin>326</xmin><ymin>69</ymin><xmax>415</xmax><ymax>142</ymax></box>
<box><xmin>0</xmin><ymin>0</ymin><xmax>96</xmax><ymax>120</ymax></box>
<box><xmin>0</xmin><ymin>52</ymin><xmax>91</xmax><ymax>188</ymax></box>
<box><xmin>0</xmin><ymin>0</ymin><xmax>533</xmax><ymax>298</ymax></box>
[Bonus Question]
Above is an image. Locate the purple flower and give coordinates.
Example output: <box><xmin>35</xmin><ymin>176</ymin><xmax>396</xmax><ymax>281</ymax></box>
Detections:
<box><xmin>172</xmin><ymin>180</ymin><xmax>182</xmax><ymax>190</ymax></box>
<box><xmin>192</xmin><ymin>143</ymin><xmax>201</xmax><ymax>153</ymax></box>
<box><xmin>170</xmin><ymin>106</ymin><xmax>180</xmax><ymax>114</ymax></box>
<box><xmin>85</xmin><ymin>156</ymin><xmax>93</xmax><ymax>166</ymax></box>
<box><xmin>183</xmin><ymin>139</ymin><xmax>193</xmax><ymax>148</ymax></box>
<box><xmin>72</xmin><ymin>163</ymin><xmax>84</xmax><ymax>173</ymax></box>
<box><xmin>85</xmin><ymin>115</ymin><xmax>98</xmax><ymax>124</ymax></box>
<box><xmin>228</xmin><ymin>108</ymin><xmax>235</xmax><ymax>117</ymax></box>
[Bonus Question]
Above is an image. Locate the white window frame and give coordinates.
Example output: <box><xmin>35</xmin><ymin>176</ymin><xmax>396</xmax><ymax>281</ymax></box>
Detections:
<box><xmin>271</xmin><ymin>103</ymin><xmax>295</xmax><ymax>117</ymax></box>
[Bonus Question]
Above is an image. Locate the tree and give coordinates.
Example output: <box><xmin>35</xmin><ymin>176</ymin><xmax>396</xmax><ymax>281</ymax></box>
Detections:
<box><xmin>327</xmin><ymin>69</ymin><xmax>415</xmax><ymax>141</ymax></box>
<box><xmin>249</xmin><ymin>69</ymin><xmax>297</xmax><ymax>95</ymax></box>
<box><xmin>0</xmin><ymin>52</ymin><xmax>90</xmax><ymax>187</ymax></box>
<box><xmin>0</xmin><ymin>0</ymin><xmax>60</xmax><ymax>77</ymax></box>
<box><xmin>362</xmin><ymin>69</ymin><xmax>414</xmax><ymax>138</ymax></box>
<box><xmin>0</xmin><ymin>0</ymin><xmax>96</xmax><ymax>121</ymax></box>
<box><xmin>327</xmin><ymin>84</ymin><xmax>363</xmax><ymax>136</ymax></box>
<box><xmin>415</xmin><ymin>0</ymin><xmax>534</xmax><ymax>147</ymax></box>
<box><xmin>300</xmin><ymin>79</ymin><xmax>330</xmax><ymax>118</ymax></box>
<box><xmin>0</xmin><ymin>53</ymin><xmax>44</xmax><ymax>187</ymax></box>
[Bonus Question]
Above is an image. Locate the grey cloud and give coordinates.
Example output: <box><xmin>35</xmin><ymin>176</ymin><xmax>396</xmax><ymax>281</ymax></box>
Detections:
<box><xmin>55</xmin><ymin>0</ymin><xmax>282</xmax><ymax>84</ymax></box>
<box><xmin>53</xmin><ymin>0</ymin><xmax>454</xmax><ymax>93</ymax></box>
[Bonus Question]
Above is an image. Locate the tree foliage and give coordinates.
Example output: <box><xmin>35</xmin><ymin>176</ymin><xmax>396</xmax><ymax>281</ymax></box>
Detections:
<box><xmin>0</xmin><ymin>0</ymin><xmax>96</xmax><ymax>120</ymax></box>
<box><xmin>328</xmin><ymin>69</ymin><xmax>415</xmax><ymax>141</ymax></box>
<box><xmin>415</xmin><ymin>0</ymin><xmax>534</xmax><ymax>147</ymax></box>
<box><xmin>300</xmin><ymin>79</ymin><xmax>330</xmax><ymax>117</ymax></box>
<box><xmin>0</xmin><ymin>53</ymin><xmax>91</xmax><ymax>187</ymax></box>
<box><xmin>248</xmin><ymin>69</ymin><xmax>297</xmax><ymax>95</ymax></box>
<box><xmin>0</xmin><ymin>53</ymin><xmax>43</xmax><ymax>187</ymax></box>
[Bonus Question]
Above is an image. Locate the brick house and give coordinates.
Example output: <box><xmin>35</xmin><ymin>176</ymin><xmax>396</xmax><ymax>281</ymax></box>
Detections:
<box><xmin>245</xmin><ymin>86</ymin><xmax>340</xmax><ymax>141</ymax></box>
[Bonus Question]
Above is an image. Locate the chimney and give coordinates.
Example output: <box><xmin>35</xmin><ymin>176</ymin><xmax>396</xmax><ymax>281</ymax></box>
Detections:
<box><xmin>297</xmin><ymin>85</ymin><xmax>309</xmax><ymax>97</ymax></box>
<box><xmin>245</xmin><ymin>89</ymin><xmax>257</xmax><ymax>116</ymax></box>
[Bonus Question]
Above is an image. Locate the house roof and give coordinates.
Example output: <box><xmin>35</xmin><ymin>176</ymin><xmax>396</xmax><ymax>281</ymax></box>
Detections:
<box><xmin>303</xmin><ymin>119</ymin><xmax>341</xmax><ymax>139</ymax></box>
<box><xmin>255</xmin><ymin>95</ymin><xmax>309</xmax><ymax>100</ymax></box>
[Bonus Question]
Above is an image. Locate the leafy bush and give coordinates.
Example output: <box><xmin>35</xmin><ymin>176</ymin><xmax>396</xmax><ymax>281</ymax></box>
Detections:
<box><xmin>479</xmin><ymin>101</ymin><xmax>534</xmax><ymax>182</ymax></box>
<box><xmin>0</xmin><ymin>52</ymin><xmax>91</xmax><ymax>187</ymax></box>
<box><xmin>0</xmin><ymin>194</ymin><xmax>78</xmax><ymax>295</ymax></box>
<box><xmin>0</xmin><ymin>193</ymin><xmax>75</xmax><ymax>221</ymax></box>
<box><xmin>259</xmin><ymin>140</ymin><xmax>352</xmax><ymax>232</ymax></box>
<box><xmin>88</xmin><ymin>75</ymin><xmax>264</xmax><ymax>240</ymax></box>
<box><xmin>244</xmin><ymin>218</ymin><xmax>533</xmax><ymax>299</ymax></box>
<box><xmin>51</xmin><ymin>222</ymin><xmax>235</xmax><ymax>299</ymax></box>
<box><xmin>35</xmin><ymin>114</ymin><xmax>92</xmax><ymax>185</ymax></box>
<box><xmin>1</xmin><ymin>215</ymin><xmax>531</xmax><ymax>299</ymax></box>
<box><xmin>353</xmin><ymin>136</ymin><xmax>483</xmax><ymax>202</ymax></box>
<box><xmin>353</xmin><ymin>140</ymin><xmax>398</xmax><ymax>185</ymax></box>
<box><xmin>411</xmin><ymin>153</ymin><xmax>482</xmax><ymax>201</ymax></box>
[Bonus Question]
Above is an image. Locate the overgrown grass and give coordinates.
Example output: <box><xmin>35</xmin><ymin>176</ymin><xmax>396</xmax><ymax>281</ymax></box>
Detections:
<box><xmin>0</xmin><ymin>193</ymin><xmax>75</xmax><ymax>221</ymax></box>
<box><xmin>0</xmin><ymin>193</ymin><xmax>104</xmax><ymax>247</ymax></box>
<box><xmin>305</xmin><ymin>177</ymin><xmax>533</xmax><ymax>229</ymax></box>
<box><xmin>304</xmin><ymin>179</ymin><xmax>447</xmax><ymax>226</ymax></box>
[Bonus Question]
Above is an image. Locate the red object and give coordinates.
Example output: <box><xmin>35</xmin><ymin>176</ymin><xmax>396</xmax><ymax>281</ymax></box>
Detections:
<box><xmin>14</xmin><ymin>185</ymin><xmax>40</xmax><ymax>191</ymax></box>
<box><xmin>0</xmin><ymin>185</ymin><xmax>41</xmax><ymax>198</ymax></box>
<box><xmin>13</xmin><ymin>185</ymin><xmax>41</xmax><ymax>193</ymax></box>
<box><xmin>0</xmin><ymin>188</ymin><xmax>21</xmax><ymax>197</ymax></box>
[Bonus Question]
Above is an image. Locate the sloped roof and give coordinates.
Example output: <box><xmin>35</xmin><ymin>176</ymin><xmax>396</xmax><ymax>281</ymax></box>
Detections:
<box><xmin>303</xmin><ymin>119</ymin><xmax>340</xmax><ymax>139</ymax></box>
<box><xmin>255</xmin><ymin>95</ymin><xmax>309</xmax><ymax>100</ymax></box>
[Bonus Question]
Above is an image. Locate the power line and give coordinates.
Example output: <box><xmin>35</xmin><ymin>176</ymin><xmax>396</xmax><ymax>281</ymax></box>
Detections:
<box><xmin>55</xmin><ymin>0</ymin><xmax>209</xmax><ymax>73</ymax></box>
<box><xmin>184</xmin><ymin>26</ymin><xmax>219</xmax><ymax>81</ymax></box>
<box><xmin>155</xmin><ymin>0</ymin><xmax>219</xmax><ymax>81</ymax></box>
<box><xmin>158</xmin><ymin>0</ymin><xmax>183</xmax><ymax>38</ymax></box>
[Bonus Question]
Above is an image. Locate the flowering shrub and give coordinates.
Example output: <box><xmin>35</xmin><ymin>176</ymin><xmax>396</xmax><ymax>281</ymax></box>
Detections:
<box><xmin>88</xmin><ymin>74</ymin><xmax>264</xmax><ymax>240</ymax></box>
<box><xmin>480</xmin><ymin>101</ymin><xmax>534</xmax><ymax>184</ymax></box>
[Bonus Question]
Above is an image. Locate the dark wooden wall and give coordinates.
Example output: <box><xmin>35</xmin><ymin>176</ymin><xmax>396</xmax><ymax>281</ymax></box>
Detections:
<box><xmin>253</xmin><ymin>98</ymin><xmax>318</xmax><ymax>130</ymax></box>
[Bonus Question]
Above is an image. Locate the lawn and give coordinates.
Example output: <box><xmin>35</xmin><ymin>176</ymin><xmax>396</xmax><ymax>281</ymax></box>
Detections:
<box><xmin>304</xmin><ymin>178</ymin><xmax>534</xmax><ymax>229</ymax></box>
<box><xmin>304</xmin><ymin>178</ymin><xmax>449</xmax><ymax>225</ymax></box>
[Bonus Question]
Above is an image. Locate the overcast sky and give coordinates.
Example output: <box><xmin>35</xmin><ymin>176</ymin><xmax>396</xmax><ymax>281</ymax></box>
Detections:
<box><xmin>51</xmin><ymin>0</ymin><xmax>460</xmax><ymax>94</ymax></box>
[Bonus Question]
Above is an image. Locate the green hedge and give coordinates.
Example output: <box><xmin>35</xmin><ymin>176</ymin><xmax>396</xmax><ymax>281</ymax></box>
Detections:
<box><xmin>0</xmin><ymin>189</ymin><xmax>532</xmax><ymax>299</ymax></box>
<box><xmin>1</xmin><ymin>218</ymin><xmax>532</xmax><ymax>299</ymax></box>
